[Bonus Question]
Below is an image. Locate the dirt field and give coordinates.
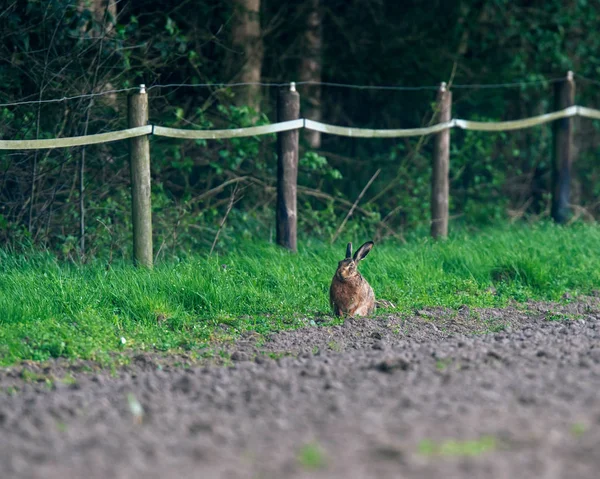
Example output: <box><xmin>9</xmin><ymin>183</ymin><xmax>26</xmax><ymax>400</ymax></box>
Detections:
<box><xmin>2</xmin><ymin>299</ymin><xmax>600</xmax><ymax>478</ymax></box>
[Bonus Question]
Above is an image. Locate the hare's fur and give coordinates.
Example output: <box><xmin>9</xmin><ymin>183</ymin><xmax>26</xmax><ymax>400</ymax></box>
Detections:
<box><xmin>329</xmin><ymin>241</ymin><xmax>375</xmax><ymax>317</ymax></box>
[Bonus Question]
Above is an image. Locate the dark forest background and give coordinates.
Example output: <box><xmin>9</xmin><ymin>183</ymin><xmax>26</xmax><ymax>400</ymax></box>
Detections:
<box><xmin>1</xmin><ymin>0</ymin><xmax>600</xmax><ymax>259</ymax></box>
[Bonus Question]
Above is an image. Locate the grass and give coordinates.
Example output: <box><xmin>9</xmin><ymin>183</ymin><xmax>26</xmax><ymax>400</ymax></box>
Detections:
<box><xmin>418</xmin><ymin>436</ymin><xmax>497</xmax><ymax>457</ymax></box>
<box><xmin>1</xmin><ymin>221</ymin><xmax>600</xmax><ymax>365</ymax></box>
<box><xmin>297</xmin><ymin>442</ymin><xmax>327</xmax><ymax>469</ymax></box>
<box><xmin>570</xmin><ymin>422</ymin><xmax>587</xmax><ymax>437</ymax></box>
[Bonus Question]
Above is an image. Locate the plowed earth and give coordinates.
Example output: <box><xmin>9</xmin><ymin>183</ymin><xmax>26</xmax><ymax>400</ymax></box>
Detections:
<box><xmin>2</xmin><ymin>299</ymin><xmax>600</xmax><ymax>478</ymax></box>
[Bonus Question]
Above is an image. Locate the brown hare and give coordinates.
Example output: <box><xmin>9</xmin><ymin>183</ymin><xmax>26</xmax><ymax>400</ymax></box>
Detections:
<box><xmin>329</xmin><ymin>241</ymin><xmax>375</xmax><ymax>317</ymax></box>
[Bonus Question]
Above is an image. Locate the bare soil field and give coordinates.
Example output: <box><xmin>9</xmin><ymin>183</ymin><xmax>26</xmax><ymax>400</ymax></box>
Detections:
<box><xmin>2</xmin><ymin>299</ymin><xmax>600</xmax><ymax>478</ymax></box>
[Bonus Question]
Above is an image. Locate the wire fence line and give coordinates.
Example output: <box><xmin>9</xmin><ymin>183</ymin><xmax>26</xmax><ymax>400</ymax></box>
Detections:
<box><xmin>0</xmin><ymin>75</ymin><xmax>585</xmax><ymax>263</ymax></box>
<box><xmin>147</xmin><ymin>78</ymin><xmax>566</xmax><ymax>91</ymax></box>
<box><xmin>1</xmin><ymin>105</ymin><xmax>599</xmax><ymax>150</ymax></box>
<box><xmin>0</xmin><ymin>75</ymin><xmax>580</xmax><ymax>109</ymax></box>
<box><xmin>0</xmin><ymin>88</ymin><xmax>140</xmax><ymax>108</ymax></box>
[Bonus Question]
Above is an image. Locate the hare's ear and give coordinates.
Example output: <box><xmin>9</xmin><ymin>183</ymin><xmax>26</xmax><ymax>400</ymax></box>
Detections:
<box><xmin>345</xmin><ymin>242</ymin><xmax>352</xmax><ymax>259</ymax></box>
<box><xmin>353</xmin><ymin>241</ymin><xmax>374</xmax><ymax>262</ymax></box>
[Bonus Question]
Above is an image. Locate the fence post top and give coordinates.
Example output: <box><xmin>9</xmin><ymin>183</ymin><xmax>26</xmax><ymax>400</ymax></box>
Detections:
<box><xmin>439</xmin><ymin>82</ymin><xmax>447</xmax><ymax>92</ymax></box>
<box><xmin>139</xmin><ymin>84</ymin><xmax>146</xmax><ymax>94</ymax></box>
<box><xmin>567</xmin><ymin>71</ymin><xmax>574</xmax><ymax>81</ymax></box>
<box><xmin>290</xmin><ymin>82</ymin><xmax>296</xmax><ymax>92</ymax></box>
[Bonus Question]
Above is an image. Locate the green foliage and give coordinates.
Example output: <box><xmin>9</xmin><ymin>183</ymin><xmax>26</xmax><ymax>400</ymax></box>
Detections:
<box><xmin>2</xmin><ymin>223</ymin><xmax>600</xmax><ymax>365</ymax></box>
<box><xmin>300</xmin><ymin>152</ymin><xmax>342</xmax><ymax>181</ymax></box>
<box><xmin>2</xmin><ymin>0</ymin><xmax>600</xmax><ymax>258</ymax></box>
<box><xmin>450</xmin><ymin>126</ymin><xmax>509</xmax><ymax>224</ymax></box>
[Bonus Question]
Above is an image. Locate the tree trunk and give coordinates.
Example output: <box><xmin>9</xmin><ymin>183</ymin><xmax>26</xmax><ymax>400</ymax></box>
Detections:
<box><xmin>230</xmin><ymin>0</ymin><xmax>264</xmax><ymax>112</ymax></box>
<box><xmin>92</xmin><ymin>0</ymin><xmax>116</xmax><ymax>30</ymax></box>
<box><xmin>78</xmin><ymin>0</ymin><xmax>117</xmax><ymax>36</ymax></box>
<box><xmin>299</xmin><ymin>0</ymin><xmax>322</xmax><ymax>148</ymax></box>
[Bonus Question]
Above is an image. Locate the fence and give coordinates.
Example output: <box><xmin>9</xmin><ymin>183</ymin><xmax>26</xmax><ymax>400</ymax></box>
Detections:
<box><xmin>1</xmin><ymin>72</ymin><xmax>598</xmax><ymax>267</ymax></box>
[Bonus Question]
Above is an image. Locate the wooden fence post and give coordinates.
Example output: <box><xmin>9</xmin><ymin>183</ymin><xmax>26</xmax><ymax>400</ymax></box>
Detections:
<box><xmin>431</xmin><ymin>82</ymin><xmax>452</xmax><ymax>239</ymax></box>
<box><xmin>551</xmin><ymin>71</ymin><xmax>575</xmax><ymax>224</ymax></box>
<box><xmin>276</xmin><ymin>82</ymin><xmax>300</xmax><ymax>252</ymax></box>
<box><xmin>128</xmin><ymin>84</ymin><xmax>153</xmax><ymax>268</ymax></box>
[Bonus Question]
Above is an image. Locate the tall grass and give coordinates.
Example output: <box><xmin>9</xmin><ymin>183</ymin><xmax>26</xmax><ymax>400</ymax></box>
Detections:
<box><xmin>1</xmin><ymin>222</ymin><xmax>600</xmax><ymax>365</ymax></box>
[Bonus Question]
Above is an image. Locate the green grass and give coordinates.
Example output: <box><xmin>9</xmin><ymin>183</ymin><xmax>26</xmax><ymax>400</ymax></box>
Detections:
<box><xmin>418</xmin><ymin>436</ymin><xmax>497</xmax><ymax>457</ymax></box>
<box><xmin>1</xmin><ymin>222</ymin><xmax>600</xmax><ymax>365</ymax></box>
<box><xmin>570</xmin><ymin>422</ymin><xmax>587</xmax><ymax>437</ymax></box>
<box><xmin>297</xmin><ymin>442</ymin><xmax>327</xmax><ymax>469</ymax></box>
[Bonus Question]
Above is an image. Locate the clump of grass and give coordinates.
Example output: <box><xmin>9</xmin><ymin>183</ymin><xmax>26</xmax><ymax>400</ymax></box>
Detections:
<box><xmin>20</xmin><ymin>369</ymin><xmax>47</xmax><ymax>383</ymax></box>
<box><xmin>60</xmin><ymin>373</ymin><xmax>77</xmax><ymax>385</ymax></box>
<box><xmin>1</xmin><ymin>222</ymin><xmax>600</xmax><ymax>365</ymax></box>
<box><xmin>435</xmin><ymin>358</ymin><xmax>453</xmax><ymax>371</ymax></box>
<box><xmin>55</xmin><ymin>421</ymin><xmax>68</xmax><ymax>432</ymax></box>
<box><xmin>20</xmin><ymin>369</ymin><xmax>54</xmax><ymax>388</ymax></box>
<box><xmin>570</xmin><ymin>422</ymin><xmax>587</xmax><ymax>437</ymax></box>
<box><xmin>418</xmin><ymin>436</ymin><xmax>497</xmax><ymax>457</ymax></box>
<box><xmin>297</xmin><ymin>442</ymin><xmax>327</xmax><ymax>469</ymax></box>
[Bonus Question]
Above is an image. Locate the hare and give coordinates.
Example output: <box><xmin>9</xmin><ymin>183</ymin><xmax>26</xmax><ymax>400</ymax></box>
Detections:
<box><xmin>329</xmin><ymin>241</ymin><xmax>375</xmax><ymax>317</ymax></box>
